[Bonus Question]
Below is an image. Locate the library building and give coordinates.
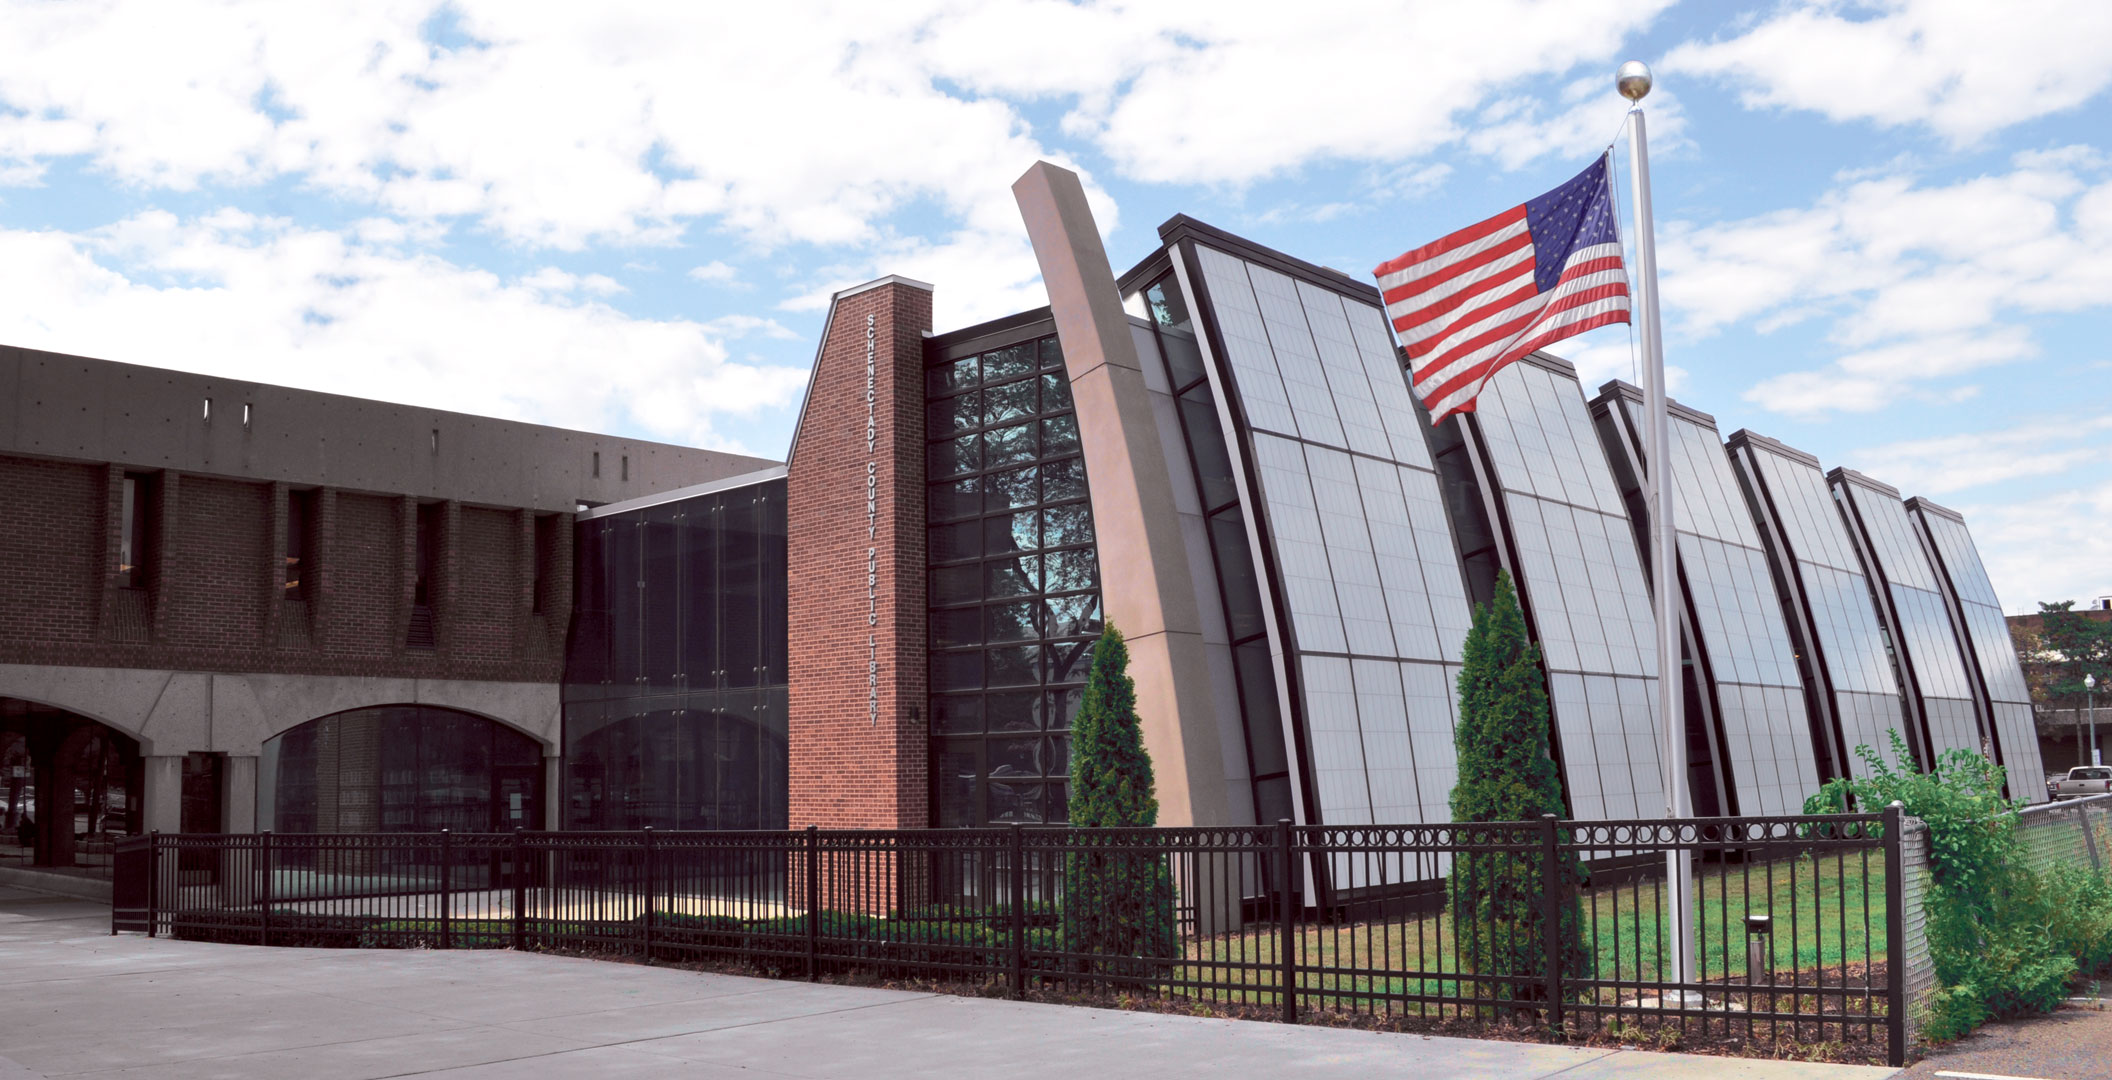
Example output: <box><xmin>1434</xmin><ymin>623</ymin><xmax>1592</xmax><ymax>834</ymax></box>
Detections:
<box><xmin>0</xmin><ymin>162</ymin><xmax>2044</xmax><ymax>888</ymax></box>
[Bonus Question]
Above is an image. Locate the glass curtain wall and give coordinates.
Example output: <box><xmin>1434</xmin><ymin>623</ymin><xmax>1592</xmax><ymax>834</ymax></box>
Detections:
<box><xmin>1908</xmin><ymin>498</ymin><xmax>2048</xmax><ymax>799</ymax></box>
<box><xmin>1728</xmin><ymin>434</ymin><xmax>1907</xmax><ymax>778</ymax></box>
<box><xmin>562</xmin><ymin>477</ymin><xmax>790</xmax><ymax>830</ymax></box>
<box><xmin>926</xmin><ymin>331</ymin><xmax>1101</xmax><ymax>827</ymax></box>
<box><xmin>260</xmin><ymin>705</ymin><xmax>543</xmax><ymax>833</ymax></box>
<box><xmin>1464</xmin><ymin>357</ymin><xmax>1663</xmax><ymax>822</ymax></box>
<box><xmin>1833</xmin><ymin>473</ymin><xmax>1985</xmax><ymax>766</ymax></box>
<box><xmin>1135</xmin><ymin>274</ymin><xmax>1294</xmax><ymax>829</ymax></box>
<box><xmin>1179</xmin><ymin>239</ymin><xmax>1476</xmax><ymax>864</ymax></box>
<box><xmin>1593</xmin><ymin>389</ymin><xmax>1819</xmax><ymax>817</ymax></box>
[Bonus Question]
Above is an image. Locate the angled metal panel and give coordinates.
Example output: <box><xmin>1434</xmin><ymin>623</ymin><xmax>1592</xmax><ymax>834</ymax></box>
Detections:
<box><xmin>1907</xmin><ymin>497</ymin><xmax>2048</xmax><ymax>801</ymax></box>
<box><xmin>1589</xmin><ymin>382</ymin><xmax>1821</xmax><ymax>817</ymax></box>
<box><xmin>1727</xmin><ymin>431</ymin><xmax>1908</xmax><ymax>780</ymax></box>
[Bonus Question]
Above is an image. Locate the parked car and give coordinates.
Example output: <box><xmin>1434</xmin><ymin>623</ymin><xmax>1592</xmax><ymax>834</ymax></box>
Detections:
<box><xmin>2051</xmin><ymin>766</ymin><xmax>2112</xmax><ymax>800</ymax></box>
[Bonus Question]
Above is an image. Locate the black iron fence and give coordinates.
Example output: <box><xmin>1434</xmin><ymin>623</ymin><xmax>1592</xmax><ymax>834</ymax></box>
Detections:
<box><xmin>113</xmin><ymin>807</ymin><xmax>1905</xmax><ymax>1065</ymax></box>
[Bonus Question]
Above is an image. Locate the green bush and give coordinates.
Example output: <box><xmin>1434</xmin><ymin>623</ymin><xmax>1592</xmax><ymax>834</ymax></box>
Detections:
<box><xmin>1063</xmin><ymin>624</ymin><xmax>1179</xmax><ymax>979</ymax></box>
<box><xmin>1446</xmin><ymin>570</ymin><xmax>1588</xmax><ymax>1004</ymax></box>
<box><xmin>1804</xmin><ymin>732</ymin><xmax>2099</xmax><ymax>1040</ymax></box>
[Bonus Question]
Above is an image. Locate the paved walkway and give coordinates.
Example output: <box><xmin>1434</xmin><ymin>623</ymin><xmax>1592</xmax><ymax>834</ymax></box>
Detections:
<box><xmin>0</xmin><ymin>883</ymin><xmax>1898</xmax><ymax>1079</ymax></box>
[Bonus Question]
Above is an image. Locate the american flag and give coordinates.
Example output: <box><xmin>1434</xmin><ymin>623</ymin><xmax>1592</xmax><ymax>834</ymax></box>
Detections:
<box><xmin>1374</xmin><ymin>155</ymin><xmax>1631</xmax><ymax>425</ymax></box>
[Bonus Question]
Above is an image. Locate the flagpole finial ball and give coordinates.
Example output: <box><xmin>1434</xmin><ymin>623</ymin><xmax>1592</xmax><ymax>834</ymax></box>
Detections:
<box><xmin>1616</xmin><ymin>61</ymin><xmax>1653</xmax><ymax>102</ymax></box>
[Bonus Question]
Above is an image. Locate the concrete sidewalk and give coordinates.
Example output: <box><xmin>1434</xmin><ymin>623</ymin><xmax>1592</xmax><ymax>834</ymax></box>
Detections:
<box><xmin>0</xmin><ymin>884</ymin><xmax>1897</xmax><ymax>1079</ymax></box>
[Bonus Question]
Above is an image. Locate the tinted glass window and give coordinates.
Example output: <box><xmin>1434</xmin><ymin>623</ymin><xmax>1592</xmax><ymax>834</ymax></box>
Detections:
<box><xmin>924</xmin><ymin>332</ymin><xmax>1093</xmax><ymax>827</ymax></box>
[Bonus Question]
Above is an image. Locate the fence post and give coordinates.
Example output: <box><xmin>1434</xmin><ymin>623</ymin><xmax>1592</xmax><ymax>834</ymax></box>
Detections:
<box><xmin>258</xmin><ymin>831</ymin><xmax>272</xmax><ymax>947</ymax></box>
<box><xmin>440</xmin><ymin>829</ymin><xmax>454</xmax><ymax>949</ymax></box>
<box><xmin>512</xmin><ymin>827</ymin><xmax>527</xmax><ymax>952</ymax></box>
<box><xmin>1010</xmin><ymin>824</ymin><xmax>1027</xmax><ymax>999</ymax></box>
<box><xmin>806</xmin><ymin>825</ymin><xmax>820</xmax><ymax>981</ymax></box>
<box><xmin>147</xmin><ymin>832</ymin><xmax>160</xmax><ymax>939</ymax></box>
<box><xmin>1884</xmin><ymin>801</ymin><xmax>1907</xmax><ymax>1068</ymax></box>
<box><xmin>1276</xmin><ymin>818</ymin><xmax>1297</xmax><ymax>1024</ymax></box>
<box><xmin>641</xmin><ymin>826</ymin><xmax>655</xmax><ymax>962</ymax></box>
<box><xmin>1541</xmin><ymin>814</ymin><xmax>1564</xmax><ymax>1038</ymax></box>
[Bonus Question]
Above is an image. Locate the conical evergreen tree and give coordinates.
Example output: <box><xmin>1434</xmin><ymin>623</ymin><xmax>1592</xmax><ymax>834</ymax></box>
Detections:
<box><xmin>1063</xmin><ymin>623</ymin><xmax>1177</xmax><ymax>974</ymax></box>
<box><xmin>1448</xmin><ymin>570</ymin><xmax>1588</xmax><ymax>1003</ymax></box>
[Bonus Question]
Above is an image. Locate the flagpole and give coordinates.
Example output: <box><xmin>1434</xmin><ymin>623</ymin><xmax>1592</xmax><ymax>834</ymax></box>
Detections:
<box><xmin>1617</xmin><ymin>60</ymin><xmax>1696</xmax><ymax>998</ymax></box>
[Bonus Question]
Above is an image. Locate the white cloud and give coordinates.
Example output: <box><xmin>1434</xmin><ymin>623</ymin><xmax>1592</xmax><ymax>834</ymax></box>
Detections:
<box><xmin>1959</xmin><ymin>480</ymin><xmax>2112</xmax><ymax>611</ymax></box>
<box><xmin>687</xmin><ymin>260</ymin><xmax>739</xmax><ymax>284</ymax></box>
<box><xmin>0</xmin><ymin>210</ymin><xmax>807</xmax><ymax>451</ymax></box>
<box><xmin>1665</xmin><ymin>0</ymin><xmax>2112</xmax><ymax>145</ymax></box>
<box><xmin>1649</xmin><ymin>153</ymin><xmax>2112</xmax><ymax>416</ymax></box>
<box><xmin>1850</xmin><ymin>416</ymin><xmax>2112</xmax><ymax>496</ymax></box>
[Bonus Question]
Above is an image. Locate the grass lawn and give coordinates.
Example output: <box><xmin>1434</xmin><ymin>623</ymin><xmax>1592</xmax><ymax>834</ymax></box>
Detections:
<box><xmin>1177</xmin><ymin>850</ymin><xmax>1887</xmax><ymax>1011</ymax></box>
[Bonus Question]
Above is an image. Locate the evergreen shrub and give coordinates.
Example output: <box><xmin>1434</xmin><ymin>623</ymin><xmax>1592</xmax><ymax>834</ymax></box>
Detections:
<box><xmin>1062</xmin><ymin>624</ymin><xmax>1179</xmax><ymax>978</ymax></box>
<box><xmin>1446</xmin><ymin>570</ymin><xmax>1588</xmax><ymax>1003</ymax></box>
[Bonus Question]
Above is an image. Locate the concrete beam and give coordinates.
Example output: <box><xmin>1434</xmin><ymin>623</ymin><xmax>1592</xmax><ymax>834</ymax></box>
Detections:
<box><xmin>1012</xmin><ymin>160</ymin><xmax>1230</xmax><ymax>829</ymax></box>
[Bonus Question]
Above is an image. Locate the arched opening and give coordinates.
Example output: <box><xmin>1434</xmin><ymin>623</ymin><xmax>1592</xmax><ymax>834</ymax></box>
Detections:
<box><xmin>260</xmin><ymin>705</ymin><xmax>543</xmax><ymax>834</ymax></box>
<box><xmin>1</xmin><ymin>697</ymin><xmax>143</xmax><ymax>875</ymax></box>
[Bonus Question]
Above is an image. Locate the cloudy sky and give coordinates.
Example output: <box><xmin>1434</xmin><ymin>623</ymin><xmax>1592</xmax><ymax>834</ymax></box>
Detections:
<box><xmin>2</xmin><ymin>1</ymin><xmax>2108</xmax><ymax>611</ymax></box>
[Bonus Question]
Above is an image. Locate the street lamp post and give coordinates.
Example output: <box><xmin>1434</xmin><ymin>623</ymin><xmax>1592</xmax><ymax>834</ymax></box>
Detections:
<box><xmin>2090</xmin><ymin>673</ymin><xmax>2100</xmax><ymax>767</ymax></box>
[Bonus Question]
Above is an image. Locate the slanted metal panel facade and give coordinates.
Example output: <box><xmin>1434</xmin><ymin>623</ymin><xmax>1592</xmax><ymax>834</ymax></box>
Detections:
<box><xmin>1731</xmin><ymin>437</ymin><xmax>1907</xmax><ymax>778</ymax></box>
<box><xmin>1181</xmin><ymin>240</ymin><xmax>1476</xmax><ymax>866</ymax></box>
<box><xmin>1601</xmin><ymin>393</ymin><xmax>1820</xmax><ymax>817</ymax></box>
<box><xmin>1910</xmin><ymin>501</ymin><xmax>2048</xmax><ymax>800</ymax></box>
<box><xmin>1466</xmin><ymin>358</ymin><xmax>1663</xmax><ymax>822</ymax></box>
<box><xmin>1834</xmin><ymin>475</ymin><xmax>1984</xmax><ymax>768</ymax></box>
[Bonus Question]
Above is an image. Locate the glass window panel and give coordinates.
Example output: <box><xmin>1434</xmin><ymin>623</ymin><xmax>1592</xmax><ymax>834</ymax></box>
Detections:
<box><xmin>985</xmin><ymin>422</ymin><xmax>1037</xmax><ymax>467</ymax></box>
<box><xmin>984</xmin><ymin>343</ymin><xmax>1036</xmax><ymax>381</ymax></box>
<box><xmin>931</xmin><ymin>564</ymin><xmax>979</xmax><ymax>606</ymax></box>
<box><xmin>1209</xmin><ymin>511</ymin><xmax>1267</xmax><ymax>641</ymax></box>
<box><xmin>929</xmin><ymin>520</ymin><xmax>979</xmax><ymax>562</ymax></box>
<box><xmin>983</xmin><ymin>378</ymin><xmax>1036</xmax><ymax>426</ymax></box>
<box><xmin>1046</xmin><ymin>640</ymin><xmax>1093</xmax><ymax>685</ymax></box>
<box><xmin>1047</xmin><ymin>688</ymin><xmax>1083</xmax><ymax>729</ymax></box>
<box><xmin>935</xmin><ymin>743</ymin><xmax>980</xmax><ymax>827</ymax></box>
<box><xmin>987</xmin><ymin>600</ymin><xmax>1041</xmax><ymax>642</ymax></box>
<box><xmin>1160</xmin><ymin>327</ymin><xmax>1206</xmax><ymax>390</ymax></box>
<box><xmin>1046</xmin><ymin>594</ymin><xmax>1102</xmax><ymax>638</ymax></box>
<box><xmin>1039</xmin><ymin>336</ymin><xmax>1064</xmax><ymax>369</ymax></box>
<box><xmin>1234</xmin><ymin>641</ymin><xmax>1288</xmax><ymax>777</ymax></box>
<box><xmin>1179</xmin><ymin>389</ymin><xmax>1239</xmax><ymax>510</ymax></box>
<box><xmin>932</xmin><ymin>696</ymin><xmax>983</xmax><ymax>734</ymax></box>
<box><xmin>1042</xmin><ymin>457</ymin><xmax>1086</xmax><ymax>502</ymax></box>
<box><xmin>985</xmin><ymin>511</ymin><xmax>1037</xmax><ymax>555</ymax></box>
<box><xmin>1041</xmin><ymin>502</ymin><xmax>1093</xmax><ymax>548</ymax></box>
<box><xmin>928</xmin><ymin>391</ymin><xmax>979</xmax><ymax>438</ymax></box>
<box><xmin>989</xmin><ymin>780</ymin><xmax>1042</xmax><ymax>823</ymax></box>
<box><xmin>985</xmin><ymin>466</ymin><xmax>1038</xmax><ymax>512</ymax></box>
<box><xmin>929</xmin><ymin>477</ymin><xmax>980</xmax><ymax>521</ymax></box>
<box><xmin>931</xmin><ymin>650</ymin><xmax>983</xmax><ymax>690</ymax></box>
<box><xmin>989</xmin><ymin>738</ymin><xmax>1043</xmax><ymax>779</ymax></box>
<box><xmin>937</xmin><ymin>357</ymin><xmax>979</xmax><ymax>394</ymax></box>
<box><xmin>987</xmin><ymin>645</ymin><xmax>1041</xmax><ymax>686</ymax></box>
<box><xmin>986</xmin><ymin>554</ymin><xmax>1041</xmax><ymax>598</ymax></box>
<box><xmin>1044</xmin><ymin>549</ymin><xmax>1097</xmax><ymax>593</ymax></box>
<box><xmin>719</xmin><ymin>496</ymin><xmax>762</xmax><ymax>688</ymax></box>
<box><xmin>1041</xmin><ymin>415</ymin><xmax>1081</xmax><ymax>456</ymax></box>
<box><xmin>928</xmin><ymin>434</ymin><xmax>980</xmax><ymax>478</ymax></box>
<box><xmin>1040</xmin><ymin>372</ymin><xmax>1073</xmax><ymax>411</ymax></box>
<box><xmin>987</xmin><ymin>691</ymin><xmax>1040</xmax><ymax>732</ymax></box>
<box><xmin>932</xmin><ymin>607</ymin><xmax>980</xmax><ymax>647</ymax></box>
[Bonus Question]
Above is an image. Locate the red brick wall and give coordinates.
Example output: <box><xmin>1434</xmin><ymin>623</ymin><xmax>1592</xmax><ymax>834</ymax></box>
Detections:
<box><xmin>0</xmin><ymin>457</ymin><xmax>105</xmax><ymax>645</ymax></box>
<box><xmin>787</xmin><ymin>281</ymin><xmax>933</xmax><ymax>829</ymax></box>
<box><xmin>0</xmin><ymin>451</ymin><xmax>572</xmax><ymax>683</ymax></box>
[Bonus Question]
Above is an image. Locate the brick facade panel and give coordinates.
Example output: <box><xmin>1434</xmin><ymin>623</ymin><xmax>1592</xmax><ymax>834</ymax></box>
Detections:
<box><xmin>787</xmin><ymin>281</ymin><xmax>932</xmax><ymax>829</ymax></box>
<box><xmin>0</xmin><ymin>451</ymin><xmax>571</xmax><ymax>684</ymax></box>
<box><xmin>0</xmin><ymin>458</ymin><xmax>103</xmax><ymax>644</ymax></box>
